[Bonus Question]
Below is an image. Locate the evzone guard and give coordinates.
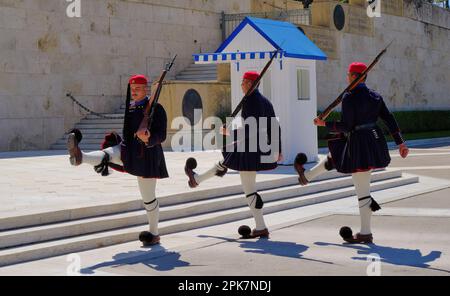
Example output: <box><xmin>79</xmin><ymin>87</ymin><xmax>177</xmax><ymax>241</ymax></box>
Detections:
<box><xmin>184</xmin><ymin>71</ymin><xmax>282</xmax><ymax>239</ymax></box>
<box><xmin>67</xmin><ymin>74</ymin><xmax>169</xmax><ymax>246</ymax></box>
<box><xmin>294</xmin><ymin>61</ymin><xmax>410</xmax><ymax>244</ymax></box>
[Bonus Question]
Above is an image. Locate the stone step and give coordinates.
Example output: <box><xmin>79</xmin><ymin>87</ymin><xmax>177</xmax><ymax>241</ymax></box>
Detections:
<box><xmin>86</xmin><ymin>114</ymin><xmax>124</xmax><ymax>119</ymax></box>
<box><xmin>0</xmin><ymin>173</ymin><xmax>417</xmax><ymax>267</ymax></box>
<box><xmin>67</xmin><ymin>133</ymin><xmax>121</xmax><ymax>140</ymax></box>
<box><xmin>0</xmin><ymin>170</ymin><xmax>394</xmax><ymax>231</ymax></box>
<box><xmin>52</xmin><ymin>130</ymin><xmax>120</xmax><ymax>146</ymax></box>
<box><xmin>175</xmin><ymin>77</ymin><xmax>218</xmax><ymax>82</ymax></box>
<box><xmin>179</xmin><ymin>70</ymin><xmax>217</xmax><ymax>75</ymax></box>
<box><xmin>182</xmin><ymin>65</ymin><xmax>217</xmax><ymax>70</ymax></box>
<box><xmin>54</xmin><ymin>138</ymin><xmax>110</xmax><ymax>145</ymax></box>
<box><xmin>78</xmin><ymin>119</ymin><xmax>124</xmax><ymax>124</ymax></box>
<box><xmin>75</xmin><ymin>123</ymin><xmax>124</xmax><ymax>129</ymax></box>
<box><xmin>179</xmin><ymin>72</ymin><xmax>217</xmax><ymax>77</ymax></box>
<box><xmin>176</xmin><ymin>77</ymin><xmax>217</xmax><ymax>82</ymax></box>
<box><xmin>176</xmin><ymin>76</ymin><xmax>217</xmax><ymax>80</ymax></box>
<box><xmin>0</xmin><ymin>170</ymin><xmax>338</xmax><ymax>231</ymax></box>
<box><xmin>185</xmin><ymin>64</ymin><xmax>217</xmax><ymax>69</ymax></box>
<box><xmin>0</xmin><ymin>170</ymin><xmax>403</xmax><ymax>250</ymax></box>
<box><xmin>51</xmin><ymin>144</ymin><xmax>105</xmax><ymax>151</ymax></box>
<box><xmin>69</xmin><ymin>128</ymin><xmax>122</xmax><ymax>134</ymax></box>
<box><xmin>51</xmin><ymin>128</ymin><xmax>214</xmax><ymax>150</ymax></box>
<box><xmin>176</xmin><ymin>73</ymin><xmax>217</xmax><ymax>78</ymax></box>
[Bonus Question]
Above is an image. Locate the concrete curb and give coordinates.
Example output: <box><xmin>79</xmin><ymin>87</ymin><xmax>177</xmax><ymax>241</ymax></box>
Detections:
<box><xmin>319</xmin><ymin>137</ymin><xmax>450</xmax><ymax>154</ymax></box>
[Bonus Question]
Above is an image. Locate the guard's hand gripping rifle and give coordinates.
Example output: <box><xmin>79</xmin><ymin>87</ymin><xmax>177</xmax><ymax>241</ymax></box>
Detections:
<box><xmin>136</xmin><ymin>55</ymin><xmax>177</xmax><ymax>146</ymax></box>
<box><xmin>318</xmin><ymin>41</ymin><xmax>393</xmax><ymax>121</ymax></box>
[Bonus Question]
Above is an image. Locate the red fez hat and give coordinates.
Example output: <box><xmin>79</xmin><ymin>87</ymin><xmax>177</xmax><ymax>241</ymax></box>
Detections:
<box><xmin>129</xmin><ymin>74</ymin><xmax>148</xmax><ymax>85</ymax></box>
<box><xmin>243</xmin><ymin>71</ymin><xmax>260</xmax><ymax>81</ymax></box>
<box><xmin>348</xmin><ymin>62</ymin><xmax>367</xmax><ymax>74</ymax></box>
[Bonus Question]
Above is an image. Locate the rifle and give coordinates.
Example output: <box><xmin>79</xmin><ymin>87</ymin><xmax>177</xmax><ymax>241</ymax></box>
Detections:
<box><xmin>318</xmin><ymin>41</ymin><xmax>393</xmax><ymax>120</ymax></box>
<box><xmin>123</xmin><ymin>84</ymin><xmax>132</xmax><ymax>143</ymax></box>
<box><xmin>136</xmin><ymin>55</ymin><xmax>177</xmax><ymax>146</ymax></box>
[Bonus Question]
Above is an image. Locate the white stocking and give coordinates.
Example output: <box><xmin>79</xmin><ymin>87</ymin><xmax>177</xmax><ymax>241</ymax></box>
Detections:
<box><xmin>352</xmin><ymin>171</ymin><xmax>372</xmax><ymax>235</ymax></box>
<box><xmin>304</xmin><ymin>155</ymin><xmax>330</xmax><ymax>182</ymax></box>
<box><xmin>240</xmin><ymin>171</ymin><xmax>267</xmax><ymax>231</ymax></box>
<box><xmin>81</xmin><ymin>144</ymin><xmax>123</xmax><ymax>166</ymax></box>
<box><xmin>194</xmin><ymin>159</ymin><xmax>227</xmax><ymax>185</ymax></box>
<box><xmin>138</xmin><ymin>177</ymin><xmax>159</xmax><ymax>236</ymax></box>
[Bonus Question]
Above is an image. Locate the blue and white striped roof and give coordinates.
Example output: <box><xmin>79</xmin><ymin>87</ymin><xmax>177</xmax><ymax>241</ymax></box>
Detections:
<box><xmin>193</xmin><ymin>17</ymin><xmax>327</xmax><ymax>64</ymax></box>
<box><xmin>194</xmin><ymin>50</ymin><xmax>284</xmax><ymax>64</ymax></box>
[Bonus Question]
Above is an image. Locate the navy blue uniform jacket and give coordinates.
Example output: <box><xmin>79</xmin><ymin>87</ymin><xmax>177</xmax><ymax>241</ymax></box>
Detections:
<box><xmin>222</xmin><ymin>89</ymin><xmax>282</xmax><ymax>172</ymax></box>
<box><xmin>121</xmin><ymin>97</ymin><xmax>169</xmax><ymax>179</ymax></box>
<box><xmin>326</xmin><ymin>83</ymin><xmax>404</xmax><ymax>174</ymax></box>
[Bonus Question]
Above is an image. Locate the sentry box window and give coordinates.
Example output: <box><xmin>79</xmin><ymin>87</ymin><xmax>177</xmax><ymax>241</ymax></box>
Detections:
<box><xmin>297</xmin><ymin>68</ymin><xmax>310</xmax><ymax>101</ymax></box>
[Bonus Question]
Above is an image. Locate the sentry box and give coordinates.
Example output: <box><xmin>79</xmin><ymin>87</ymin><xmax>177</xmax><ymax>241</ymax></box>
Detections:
<box><xmin>194</xmin><ymin>17</ymin><xmax>327</xmax><ymax>164</ymax></box>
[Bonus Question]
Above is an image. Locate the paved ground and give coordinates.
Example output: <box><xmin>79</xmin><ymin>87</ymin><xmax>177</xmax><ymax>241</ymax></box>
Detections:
<box><xmin>0</xmin><ymin>138</ymin><xmax>449</xmax><ymax>276</ymax></box>
<box><xmin>103</xmin><ymin>215</ymin><xmax>449</xmax><ymax>276</ymax></box>
<box><xmin>0</xmin><ymin>137</ymin><xmax>448</xmax><ymax>218</ymax></box>
<box><xmin>0</xmin><ymin>150</ymin><xmax>298</xmax><ymax>218</ymax></box>
<box><xmin>1</xmin><ymin>183</ymin><xmax>449</xmax><ymax>276</ymax></box>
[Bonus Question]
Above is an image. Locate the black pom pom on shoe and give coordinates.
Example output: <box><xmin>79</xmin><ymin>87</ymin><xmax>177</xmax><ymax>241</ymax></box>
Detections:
<box><xmin>186</xmin><ymin>158</ymin><xmax>198</xmax><ymax>170</ymax></box>
<box><xmin>295</xmin><ymin>153</ymin><xmax>308</xmax><ymax>166</ymax></box>
<box><xmin>370</xmin><ymin>198</ymin><xmax>382</xmax><ymax>212</ymax></box>
<box><xmin>238</xmin><ymin>225</ymin><xmax>251</xmax><ymax>238</ymax></box>
<box><xmin>69</xmin><ymin>128</ymin><xmax>83</xmax><ymax>143</ymax></box>
<box><xmin>215</xmin><ymin>168</ymin><xmax>228</xmax><ymax>177</ymax></box>
<box><xmin>139</xmin><ymin>231</ymin><xmax>154</xmax><ymax>243</ymax></box>
<box><xmin>339</xmin><ymin>226</ymin><xmax>353</xmax><ymax>240</ymax></box>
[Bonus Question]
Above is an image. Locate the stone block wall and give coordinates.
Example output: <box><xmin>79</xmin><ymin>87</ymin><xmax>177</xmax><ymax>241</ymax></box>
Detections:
<box><xmin>1</xmin><ymin>0</ymin><xmax>449</xmax><ymax>151</ymax></box>
<box><xmin>0</xmin><ymin>0</ymin><xmax>248</xmax><ymax>151</ymax></box>
<box><xmin>304</xmin><ymin>0</ymin><xmax>449</xmax><ymax>111</ymax></box>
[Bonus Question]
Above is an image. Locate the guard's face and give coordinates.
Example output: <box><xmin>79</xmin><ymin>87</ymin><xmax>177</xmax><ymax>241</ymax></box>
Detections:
<box><xmin>241</xmin><ymin>79</ymin><xmax>253</xmax><ymax>94</ymax></box>
<box><xmin>130</xmin><ymin>84</ymin><xmax>148</xmax><ymax>101</ymax></box>
<box><xmin>347</xmin><ymin>73</ymin><xmax>353</xmax><ymax>84</ymax></box>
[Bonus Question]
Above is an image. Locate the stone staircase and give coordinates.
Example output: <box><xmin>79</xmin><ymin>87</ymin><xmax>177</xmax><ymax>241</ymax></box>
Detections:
<box><xmin>51</xmin><ymin>105</ymin><xmax>126</xmax><ymax>151</ymax></box>
<box><xmin>0</xmin><ymin>169</ymin><xmax>419</xmax><ymax>267</ymax></box>
<box><xmin>50</xmin><ymin>63</ymin><xmax>218</xmax><ymax>151</ymax></box>
<box><xmin>175</xmin><ymin>63</ymin><xmax>217</xmax><ymax>81</ymax></box>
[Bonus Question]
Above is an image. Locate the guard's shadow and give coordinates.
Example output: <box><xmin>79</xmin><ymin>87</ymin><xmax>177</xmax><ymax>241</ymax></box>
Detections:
<box><xmin>199</xmin><ymin>235</ymin><xmax>333</xmax><ymax>265</ymax></box>
<box><xmin>80</xmin><ymin>245</ymin><xmax>194</xmax><ymax>275</ymax></box>
<box><xmin>315</xmin><ymin>241</ymin><xmax>448</xmax><ymax>273</ymax></box>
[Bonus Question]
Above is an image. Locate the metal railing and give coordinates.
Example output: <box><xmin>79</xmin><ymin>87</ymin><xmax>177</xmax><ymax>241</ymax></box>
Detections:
<box><xmin>221</xmin><ymin>9</ymin><xmax>312</xmax><ymax>41</ymax></box>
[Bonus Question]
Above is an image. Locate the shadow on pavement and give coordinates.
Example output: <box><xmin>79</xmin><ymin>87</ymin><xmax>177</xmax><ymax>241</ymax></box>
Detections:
<box><xmin>199</xmin><ymin>234</ymin><xmax>333</xmax><ymax>265</ymax></box>
<box><xmin>315</xmin><ymin>241</ymin><xmax>449</xmax><ymax>273</ymax></box>
<box><xmin>0</xmin><ymin>150</ymin><xmax>68</xmax><ymax>159</ymax></box>
<box><xmin>80</xmin><ymin>245</ymin><xmax>194</xmax><ymax>274</ymax></box>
